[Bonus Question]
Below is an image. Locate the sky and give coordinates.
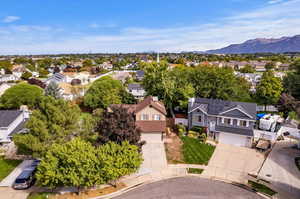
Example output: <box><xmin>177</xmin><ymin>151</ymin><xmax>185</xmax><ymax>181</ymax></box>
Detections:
<box><xmin>0</xmin><ymin>0</ymin><xmax>299</xmax><ymax>55</ymax></box>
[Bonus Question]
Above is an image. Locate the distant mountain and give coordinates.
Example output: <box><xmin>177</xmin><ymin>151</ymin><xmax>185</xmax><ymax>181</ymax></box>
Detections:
<box><xmin>206</xmin><ymin>35</ymin><xmax>300</xmax><ymax>54</ymax></box>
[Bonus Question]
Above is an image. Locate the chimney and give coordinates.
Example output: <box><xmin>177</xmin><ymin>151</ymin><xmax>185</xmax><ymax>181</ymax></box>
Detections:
<box><xmin>189</xmin><ymin>98</ymin><xmax>195</xmax><ymax>106</ymax></box>
<box><xmin>20</xmin><ymin>105</ymin><xmax>30</xmax><ymax>119</ymax></box>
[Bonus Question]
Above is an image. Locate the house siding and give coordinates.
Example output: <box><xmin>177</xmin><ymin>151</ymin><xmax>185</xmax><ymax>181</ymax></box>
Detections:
<box><xmin>136</xmin><ymin>105</ymin><xmax>166</xmax><ymax>121</ymax></box>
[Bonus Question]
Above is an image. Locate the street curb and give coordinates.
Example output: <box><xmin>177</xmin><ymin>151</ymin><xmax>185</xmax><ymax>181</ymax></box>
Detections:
<box><xmin>91</xmin><ymin>175</ymin><xmax>186</xmax><ymax>199</ymax></box>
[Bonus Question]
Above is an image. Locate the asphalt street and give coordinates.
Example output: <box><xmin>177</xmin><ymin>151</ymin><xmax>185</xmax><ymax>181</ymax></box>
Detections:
<box><xmin>113</xmin><ymin>177</ymin><xmax>263</xmax><ymax>199</ymax></box>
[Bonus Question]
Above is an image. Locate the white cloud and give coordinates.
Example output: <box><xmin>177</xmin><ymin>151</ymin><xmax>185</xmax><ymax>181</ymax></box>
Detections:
<box><xmin>0</xmin><ymin>0</ymin><xmax>300</xmax><ymax>54</ymax></box>
<box><xmin>89</xmin><ymin>23</ymin><xmax>117</xmax><ymax>29</ymax></box>
<box><xmin>268</xmin><ymin>0</ymin><xmax>284</xmax><ymax>4</ymax></box>
<box><xmin>2</xmin><ymin>16</ymin><xmax>20</xmax><ymax>23</ymax></box>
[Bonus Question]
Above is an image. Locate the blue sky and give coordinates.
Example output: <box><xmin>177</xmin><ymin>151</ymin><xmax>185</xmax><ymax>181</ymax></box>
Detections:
<box><xmin>0</xmin><ymin>0</ymin><xmax>299</xmax><ymax>54</ymax></box>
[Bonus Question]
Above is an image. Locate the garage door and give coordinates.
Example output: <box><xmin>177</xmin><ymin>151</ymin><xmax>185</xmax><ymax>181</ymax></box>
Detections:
<box><xmin>141</xmin><ymin>132</ymin><xmax>162</xmax><ymax>143</ymax></box>
<box><xmin>218</xmin><ymin>132</ymin><xmax>248</xmax><ymax>147</ymax></box>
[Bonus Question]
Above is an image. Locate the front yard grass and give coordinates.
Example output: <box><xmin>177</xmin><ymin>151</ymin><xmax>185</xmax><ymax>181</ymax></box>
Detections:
<box><xmin>187</xmin><ymin>168</ymin><xmax>204</xmax><ymax>174</ymax></box>
<box><xmin>0</xmin><ymin>156</ymin><xmax>22</xmax><ymax>181</ymax></box>
<box><xmin>295</xmin><ymin>157</ymin><xmax>300</xmax><ymax>171</ymax></box>
<box><xmin>248</xmin><ymin>180</ymin><xmax>277</xmax><ymax>196</ymax></box>
<box><xmin>181</xmin><ymin>136</ymin><xmax>215</xmax><ymax>165</ymax></box>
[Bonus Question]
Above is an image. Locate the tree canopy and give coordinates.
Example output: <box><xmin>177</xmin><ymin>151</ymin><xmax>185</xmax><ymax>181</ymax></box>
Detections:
<box><xmin>256</xmin><ymin>71</ymin><xmax>283</xmax><ymax>105</ymax></box>
<box><xmin>13</xmin><ymin>96</ymin><xmax>81</xmax><ymax>157</ymax></box>
<box><xmin>35</xmin><ymin>138</ymin><xmax>142</xmax><ymax>191</ymax></box>
<box><xmin>283</xmin><ymin>60</ymin><xmax>300</xmax><ymax>100</ymax></box>
<box><xmin>84</xmin><ymin>76</ymin><xmax>132</xmax><ymax>109</ymax></box>
<box><xmin>45</xmin><ymin>81</ymin><xmax>61</xmax><ymax>99</ymax></box>
<box><xmin>0</xmin><ymin>83</ymin><xmax>43</xmax><ymax>109</ymax></box>
<box><xmin>95</xmin><ymin>106</ymin><xmax>144</xmax><ymax>148</ymax></box>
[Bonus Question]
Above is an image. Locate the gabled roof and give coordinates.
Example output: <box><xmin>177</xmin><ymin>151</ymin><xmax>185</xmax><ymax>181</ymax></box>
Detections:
<box><xmin>0</xmin><ymin>110</ymin><xmax>23</xmax><ymax>127</ymax></box>
<box><xmin>188</xmin><ymin>98</ymin><xmax>256</xmax><ymax>120</ymax></box>
<box><xmin>135</xmin><ymin>96</ymin><xmax>167</xmax><ymax>115</ymax></box>
<box><xmin>109</xmin><ymin>96</ymin><xmax>167</xmax><ymax>116</ymax></box>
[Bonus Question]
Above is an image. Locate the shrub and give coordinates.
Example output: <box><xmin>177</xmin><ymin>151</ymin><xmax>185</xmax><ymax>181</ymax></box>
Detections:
<box><xmin>188</xmin><ymin>130</ymin><xmax>198</xmax><ymax>138</ymax></box>
<box><xmin>198</xmin><ymin>133</ymin><xmax>207</xmax><ymax>142</ymax></box>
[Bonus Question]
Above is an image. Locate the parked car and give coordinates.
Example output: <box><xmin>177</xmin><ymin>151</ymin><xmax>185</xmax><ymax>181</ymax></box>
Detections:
<box><xmin>13</xmin><ymin>167</ymin><xmax>36</xmax><ymax>190</ymax></box>
<box><xmin>31</xmin><ymin>159</ymin><xmax>41</xmax><ymax>167</ymax></box>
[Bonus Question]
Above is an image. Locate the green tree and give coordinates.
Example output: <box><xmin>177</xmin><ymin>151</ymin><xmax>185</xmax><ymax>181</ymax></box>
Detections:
<box><xmin>283</xmin><ymin>60</ymin><xmax>300</xmax><ymax>100</ymax></box>
<box><xmin>142</xmin><ymin>63</ymin><xmax>195</xmax><ymax>111</ymax></box>
<box><xmin>265</xmin><ymin>62</ymin><xmax>276</xmax><ymax>71</ymax></box>
<box><xmin>0</xmin><ymin>60</ymin><xmax>13</xmax><ymax>73</ymax></box>
<box><xmin>239</xmin><ymin>64</ymin><xmax>255</xmax><ymax>73</ymax></box>
<box><xmin>45</xmin><ymin>81</ymin><xmax>61</xmax><ymax>99</ymax></box>
<box><xmin>84</xmin><ymin>76</ymin><xmax>123</xmax><ymax>109</ymax></box>
<box><xmin>256</xmin><ymin>71</ymin><xmax>283</xmax><ymax>106</ymax></box>
<box><xmin>21</xmin><ymin>71</ymin><xmax>32</xmax><ymax>80</ymax></box>
<box><xmin>97</xmin><ymin>141</ymin><xmax>143</xmax><ymax>185</ymax></box>
<box><xmin>0</xmin><ymin>83</ymin><xmax>43</xmax><ymax>109</ymax></box>
<box><xmin>82</xmin><ymin>59</ymin><xmax>93</xmax><ymax>68</ymax></box>
<box><xmin>190</xmin><ymin>66</ymin><xmax>251</xmax><ymax>101</ymax></box>
<box><xmin>13</xmin><ymin>97</ymin><xmax>81</xmax><ymax>157</ymax></box>
<box><xmin>35</xmin><ymin>138</ymin><xmax>105</xmax><ymax>192</ymax></box>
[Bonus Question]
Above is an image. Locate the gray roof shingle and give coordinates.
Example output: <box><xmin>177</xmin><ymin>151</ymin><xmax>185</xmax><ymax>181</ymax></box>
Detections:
<box><xmin>0</xmin><ymin>110</ymin><xmax>23</xmax><ymax>127</ymax></box>
<box><xmin>215</xmin><ymin>125</ymin><xmax>254</xmax><ymax>136</ymax></box>
<box><xmin>189</xmin><ymin>98</ymin><xmax>256</xmax><ymax>119</ymax></box>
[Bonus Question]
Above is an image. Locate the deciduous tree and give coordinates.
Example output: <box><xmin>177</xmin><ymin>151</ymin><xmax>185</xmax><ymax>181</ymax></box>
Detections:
<box><xmin>0</xmin><ymin>83</ymin><xmax>43</xmax><ymax>109</ymax></box>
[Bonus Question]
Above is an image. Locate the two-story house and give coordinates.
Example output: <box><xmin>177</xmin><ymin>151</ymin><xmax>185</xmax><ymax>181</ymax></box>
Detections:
<box><xmin>188</xmin><ymin>98</ymin><xmax>257</xmax><ymax>147</ymax></box>
<box><xmin>110</xmin><ymin>96</ymin><xmax>167</xmax><ymax>143</ymax></box>
<box><xmin>127</xmin><ymin>83</ymin><xmax>146</xmax><ymax>99</ymax></box>
<box><xmin>0</xmin><ymin>107</ymin><xmax>30</xmax><ymax>143</ymax></box>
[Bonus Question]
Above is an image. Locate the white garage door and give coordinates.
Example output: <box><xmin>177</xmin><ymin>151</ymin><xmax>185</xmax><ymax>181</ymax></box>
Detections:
<box><xmin>141</xmin><ymin>132</ymin><xmax>162</xmax><ymax>143</ymax></box>
<box><xmin>219</xmin><ymin>132</ymin><xmax>248</xmax><ymax>147</ymax></box>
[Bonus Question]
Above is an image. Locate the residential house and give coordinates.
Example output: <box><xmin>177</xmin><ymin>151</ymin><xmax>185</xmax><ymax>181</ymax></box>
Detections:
<box><xmin>136</xmin><ymin>70</ymin><xmax>145</xmax><ymax>81</ymax></box>
<box><xmin>235</xmin><ymin>72</ymin><xmax>262</xmax><ymax>92</ymax></box>
<box><xmin>0</xmin><ymin>107</ymin><xmax>30</xmax><ymax>143</ymax></box>
<box><xmin>45</xmin><ymin>73</ymin><xmax>67</xmax><ymax>85</ymax></box>
<box><xmin>0</xmin><ymin>74</ymin><xmax>20</xmax><ymax>83</ymax></box>
<box><xmin>188</xmin><ymin>98</ymin><xmax>257</xmax><ymax>147</ymax></box>
<box><xmin>109</xmin><ymin>96</ymin><xmax>167</xmax><ymax>143</ymax></box>
<box><xmin>127</xmin><ymin>83</ymin><xmax>146</xmax><ymax>98</ymax></box>
<box><xmin>58</xmin><ymin>82</ymin><xmax>85</xmax><ymax>101</ymax></box>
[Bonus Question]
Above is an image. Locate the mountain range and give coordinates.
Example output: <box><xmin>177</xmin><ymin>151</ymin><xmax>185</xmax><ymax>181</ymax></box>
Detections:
<box><xmin>206</xmin><ymin>35</ymin><xmax>300</xmax><ymax>54</ymax></box>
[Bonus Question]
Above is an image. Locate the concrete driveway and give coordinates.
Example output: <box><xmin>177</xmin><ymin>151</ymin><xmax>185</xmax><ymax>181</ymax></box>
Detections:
<box><xmin>113</xmin><ymin>176</ymin><xmax>263</xmax><ymax>199</ymax></box>
<box><xmin>258</xmin><ymin>138</ymin><xmax>300</xmax><ymax>199</ymax></box>
<box><xmin>0</xmin><ymin>187</ymin><xmax>30</xmax><ymax>199</ymax></box>
<box><xmin>139</xmin><ymin>142</ymin><xmax>168</xmax><ymax>174</ymax></box>
<box><xmin>202</xmin><ymin>143</ymin><xmax>265</xmax><ymax>183</ymax></box>
<box><xmin>0</xmin><ymin>160</ymin><xmax>33</xmax><ymax>187</ymax></box>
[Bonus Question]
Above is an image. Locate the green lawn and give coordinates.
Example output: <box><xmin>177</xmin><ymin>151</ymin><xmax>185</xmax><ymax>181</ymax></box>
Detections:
<box><xmin>187</xmin><ymin>168</ymin><xmax>204</xmax><ymax>174</ymax></box>
<box><xmin>27</xmin><ymin>192</ymin><xmax>53</xmax><ymax>199</ymax></box>
<box><xmin>0</xmin><ymin>156</ymin><xmax>22</xmax><ymax>181</ymax></box>
<box><xmin>181</xmin><ymin>136</ymin><xmax>215</xmax><ymax>165</ymax></box>
<box><xmin>248</xmin><ymin>180</ymin><xmax>277</xmax><ymax>196</ymax></box>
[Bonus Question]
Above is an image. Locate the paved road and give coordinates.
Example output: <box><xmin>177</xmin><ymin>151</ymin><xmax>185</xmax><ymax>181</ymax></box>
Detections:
<box><xmin>113</xmin><ymin>177</ymin><xmax>263</xmax><ymax>199</ymax></box>
<box><xmin>259</xmin><ymin>139</ymin><xmax>300</xmax><ymax>199</ymax></box>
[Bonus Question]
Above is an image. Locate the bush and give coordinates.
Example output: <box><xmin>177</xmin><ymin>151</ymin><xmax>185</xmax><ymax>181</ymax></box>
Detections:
<box><xmin>187</xmin><ymin>130</ymin><xmax>198</xmax><ymax>138</ymax></box>
<box><xmin>198</xmin><ymin>133</ymin><xmax>207</xmax><ymax>142</ymax></box>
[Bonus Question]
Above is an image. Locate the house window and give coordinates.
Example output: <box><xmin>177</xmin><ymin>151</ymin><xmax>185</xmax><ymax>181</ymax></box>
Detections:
<box><xmin>224</xmin><ymin>118</ymin><xmax>231</xmax><ymax>125</ymax></box>
<box><xmin>141</xmin><ymin>114</ymin><xmax>149</xmax><ymax>120</ymax></box>
<box><xmin>239</xmin><ymin>120</ymin><xmax>247</xmax><ymax>127</ymax></box>
<box><xmin>153</xmin><ymin>114</ymin><xmax>161</xmax><ymax>120</ymax></box>
<box><xmin>198</xmin><ymin>115</ymin><xmax>202</xmax><ymax>122</ymax></box>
